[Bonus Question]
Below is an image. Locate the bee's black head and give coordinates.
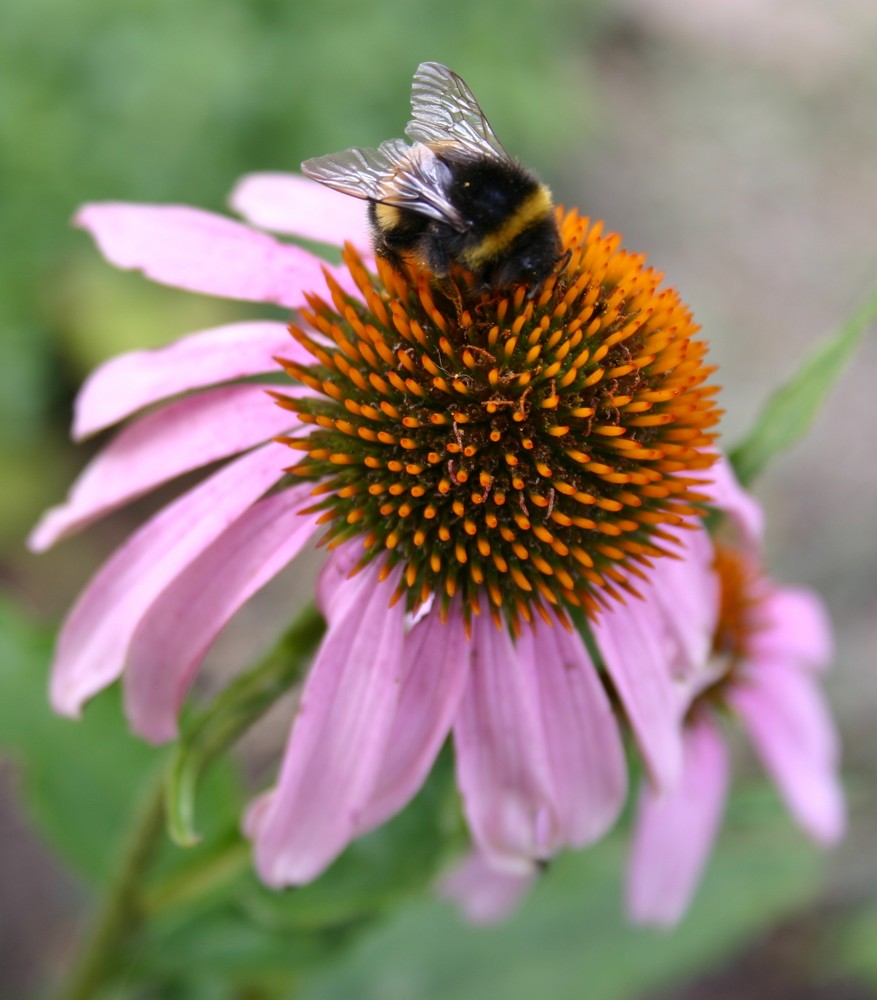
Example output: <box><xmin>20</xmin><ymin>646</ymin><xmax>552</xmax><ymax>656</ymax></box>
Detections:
<box><xmin>487</xmin><ymin>216</ymin><xmax>563</xmax><ymax>291</ymax></box>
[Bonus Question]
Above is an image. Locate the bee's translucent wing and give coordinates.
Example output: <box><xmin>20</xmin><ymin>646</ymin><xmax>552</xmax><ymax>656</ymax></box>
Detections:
<box><xmin>302</xmin><ymin>138</ymin><xmax>466</xmax><ymax>230</ymax></box>
<box><xmin>405</xmin><ymin>61</ymin><xmax>512</xmax><ymax>164</ymax></box>
<box><xmin>302</xmin><ymin>141</ymin><xmax>404</xmax><ymax>202</ymax></box>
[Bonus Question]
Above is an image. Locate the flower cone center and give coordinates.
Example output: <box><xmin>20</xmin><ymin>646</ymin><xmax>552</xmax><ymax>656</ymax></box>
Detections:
<box><xmin>277</xmin><ymin>210</ymin><xmax>720</xmax><ymax>630</ymax></box>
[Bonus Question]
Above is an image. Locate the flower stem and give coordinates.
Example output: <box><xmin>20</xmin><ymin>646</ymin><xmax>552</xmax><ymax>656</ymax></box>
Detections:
<box><xmin>58</xmin><ymin>603</ymin><xmax>326</xmax><ymax>999</ymax></box>
<box><xmin>58</xmin><ymin>765</ymin><xmax>167</xmax><ymax>1000</ymax></box>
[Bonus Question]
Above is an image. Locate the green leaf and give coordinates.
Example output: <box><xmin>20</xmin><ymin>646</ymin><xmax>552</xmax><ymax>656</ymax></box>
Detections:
<box><xmin>730</xmin><ymin>289</ymin><xmax>877</xmax><ymax>486</ymax></box>
<box><xmin>135</xmin><ymin>751</ymin><xmax>462</xmax><ymax>997</ymax></box>
<box><xmin>165</xmin><ymin>603</ymin><xmax>325</xmax><ymax>846</ymax></box>
<box><xmin>832</xmin><ymin>905</ymin><xmax>877</xmax><ymax>988</ymax></box>
<box><xmin>0</xmin><ymin>599</ymin><xmax>162</xmax><ymax>882</ymax></box>
<box><xmin>298</xmin><ymin>785</ymin><xmax>823</xmax><ymax>1000</ymax></box>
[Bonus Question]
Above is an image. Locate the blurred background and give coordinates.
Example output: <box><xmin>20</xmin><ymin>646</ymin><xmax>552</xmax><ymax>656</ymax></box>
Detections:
<box><xmin>2</xmin><ymin>0</ymin><xmax>876</xmax><ymax>997</ymax></box>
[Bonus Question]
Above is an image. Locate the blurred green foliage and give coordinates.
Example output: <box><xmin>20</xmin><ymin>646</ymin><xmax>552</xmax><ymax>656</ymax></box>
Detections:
<box><xmin>1</xmin><ymin>0</ymin><xmax>601</xmax><ymax>544</ymax></box>
<box><xmin>3</xmin><ymin>3</ymin><xmax>872</xmax><ymax>998</ymax></box>
<box><xmin>0</xmin><ymin>596</ymin><xmax>832</xmax><ymax>1000</ymax></box>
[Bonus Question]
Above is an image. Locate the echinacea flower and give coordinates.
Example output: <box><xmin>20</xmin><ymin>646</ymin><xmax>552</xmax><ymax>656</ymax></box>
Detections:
<box><xmin>626</xmin><ymin>540</ymin><xmax>845</xmax><ymax>927</ymax></box>
<box><xmin>438</xmin><ymin>461</ymin><xmax>842</xmax><ymax>926</ymax></box>
<box><xmin>33</xmin><ymin>171</ymin><xmax>721</xmax><ymax>886</ymax></box>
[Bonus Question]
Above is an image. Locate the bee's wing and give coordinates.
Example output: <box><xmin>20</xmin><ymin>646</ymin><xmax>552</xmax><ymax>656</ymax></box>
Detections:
<box><xmin>302</xmin><ymin>138</ymin><xmax>466</xmax><ymax>231</ymax></box>
<box><xmin>405</xmin><ymin>61</ymin><xmax>512</xmax><ymax>165</ymax></box>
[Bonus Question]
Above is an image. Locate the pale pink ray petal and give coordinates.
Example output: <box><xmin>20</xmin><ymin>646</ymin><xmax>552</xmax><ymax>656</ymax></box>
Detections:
<box><xmin>641</xmin><ymin>526</ymin><xmax>720</xmax><ymax>679</ymax></box>
<box><xmin>75</xmin><ymin>203</ymin><xmax>357</xmax><ymax>309</ymax></box>
<box><xmin>250</xmin><ymin>567</ymin><xmax>408</xmax><ymax>886</ymax></box>
<box><xmin>626</xmin><ymin>717</ymin><xmax>730</xmax><ymax>927</ymax></box>
<box><xmin>516</xmin><ymin>622</ymin><xmax>627</xmax><ymax>847</ymax></box>
<box><xmin>693</xmin><ymin>453</ymin><xmax>764</xmax><ymax>547</ymax></box>
<box><xmin>453</xmin><ymin>614</ymin><xmax>556</xmax><ymax>873</ymax></box>
<box><xmin>230</xmin><ymin>173</ymin><xmax>371</xmax><ymax>249</ymax></box>
<box><xmin>357</xmin><ymin>608</ymin><xmax>472</xmax><ymax>832</ymax></box>
<box><xmin>438</xmin><ymin>850</ymin><xmax>536</xmax><ymax>925</ymax></box>
<box><xmin>750</xmin><ymin>586</ymin><xmax>834</xmax><ymax>673</ymax></box>
<box><xmin>592</xmin><ymin>600</ymin><xmax>685</xmax><ymax>791</ymax></box>
<box><xmin>315</xmin><ymin>540</ymin><xmax>370</xmax><ymax>622</ymax></box>
<box><xmin>49</xmin><ymin>442</ymin><xmax>290</xmax><ymax>718</ymax></box>
<box><xmin>730</xmin><ymin>662</ymin><xmax>845</xmax><ymax>844</ymax></box>
<box><xmin>124</xmin><ymin>482</ymin><xmax>318</xmax><ymax>742</ymax></box>
<box><xmin>30</xmin><ymin>385</ymin><xmax>297</xmax><ymax>552</ymax></box>
<box><xmin>73</xmin><ymin>321</ymin><xmax>301</xmax><ymax>439</ymax></box>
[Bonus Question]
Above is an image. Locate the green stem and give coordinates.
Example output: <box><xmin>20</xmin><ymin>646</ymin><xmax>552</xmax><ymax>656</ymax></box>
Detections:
<box><xmin>58</xmin><ymin>766</ymin><xmax>167</xmax><ymax>1000</ymax></box>
<box><xmin>166</xmin><ymin>601</ymin><xmax>325</xmax><ymax>846</ymax></box>
<box><xmin>57</xmin><ymin>604</ymin><xmax>326</xmax><ymax>998</ymax></box>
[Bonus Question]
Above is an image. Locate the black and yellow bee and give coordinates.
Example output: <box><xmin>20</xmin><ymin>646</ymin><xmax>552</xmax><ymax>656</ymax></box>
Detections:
<box><xmin>302</xmin><ymin>62</ymin><xmax>563</xmax><ymax>291</ymax></box>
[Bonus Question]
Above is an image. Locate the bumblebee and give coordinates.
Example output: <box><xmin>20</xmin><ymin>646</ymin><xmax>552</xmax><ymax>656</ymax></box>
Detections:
<box><xmin>301</xmin><ymin>62</ymin><xmax>563</xmax><ymax>290</ymax></box>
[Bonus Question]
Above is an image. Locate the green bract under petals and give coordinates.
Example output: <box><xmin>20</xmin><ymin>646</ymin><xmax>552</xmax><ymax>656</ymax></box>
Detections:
<box><xmin>276</xmin><ymin>210</ymin><xmax>721</xmax><ymax>631</ymax></box>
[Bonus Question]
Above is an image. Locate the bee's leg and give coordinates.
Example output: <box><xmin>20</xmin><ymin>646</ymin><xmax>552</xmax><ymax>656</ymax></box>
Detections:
<box><xmin>554</xmin><ymin>248</ymin><xmax>572</xmax><ymax>279</ymax></box>
<box><xmin>422</xmin><ymin>233</ymin><xmax>451</xmax><ymax>279</ymax></box>
<box><xmin>374</xmin><ymin>240</ymin><xmax>408</xmax><ymax>276</ymax></box>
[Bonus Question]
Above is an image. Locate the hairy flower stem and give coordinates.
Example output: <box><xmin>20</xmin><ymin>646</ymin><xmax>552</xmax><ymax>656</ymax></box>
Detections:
<box><xmin>58</xmin><ymin>766</ymin><xmax>167</xmax><ymax>1000</ymax></box>
<box><xmin>58</xmin><ymin>603</ymin><xmax>326</xmax><ymax>1000</ymax></box>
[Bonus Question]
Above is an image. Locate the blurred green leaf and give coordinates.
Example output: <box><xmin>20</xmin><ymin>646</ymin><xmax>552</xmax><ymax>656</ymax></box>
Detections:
<box><xmin>730</xmin><ymin>289</ymin><xmax>877</xmax><ymax>486</ymax></box>
<box><xmin>0</xmin><ymin>597</ymin><xmax>245</xmax><ymax>887</ymax></box>
<box><xmin>137</xmin><ymin>750</ymin><xmax>461</xmax><ymax>997</ymax></box>
<box><xmin>0</xmin><ymin>598</ymin><xmax>162</xmax><ymax>881</ymax></box>
<box><xmin>833</xmin><ymin>905</ymin><xmax>877</xmax><ymax>988</ymax></box>
<box><xmin>297</xmin><ymin>786</ymin><xmax>822</xmax><ymax>1000</ymax></box>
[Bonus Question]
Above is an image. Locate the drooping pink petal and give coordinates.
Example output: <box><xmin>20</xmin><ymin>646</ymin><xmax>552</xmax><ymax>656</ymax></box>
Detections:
<box><xmin>229</xmin><ymin>173</ymin><xmax>371</xmax><ymax>249</ymax></box>
<box><xmin>357</xmin><ymin>607</ymin><xmax>471</xmax><ymax>832</ymax></box>
<box><xmin>73</xmin><ymin>321</ymin><xmax>300</xmax><ymax>439</ymax></box>
<box><xmin>730</xmin><ymin>661</ymin><xmax>845</xmax><ymax>844</ymax></box>
<box><xmin>694</xmin><ymin>453</ymin><xmax>764</xmax><ymax>548</ymax></box>
<box><xmin>315</xmin><ymin>540</ymin><xmax>369</xmax><ymax>622</ymax></box>
<box><xmin>750</xmin><ymin>586</ymin><xmax>834</xmax><ymax>673</ymax></box>
<box><xmin>592</xmin><ymin>600</ymin><xmax>685</xmax><ymax>791</ymax></box>
<box><xmin>124</xmin><ymin>482</ymin><xmax>318</xmax><ymax>743</ymax></box>
<box><xmin>453</xmin><ymin>613</ymin><xmax>556</xmax><ymax>873</ymax></box>
<box><xmin>642</xmin><ymin>525</ymin><xmax>720</xmax><ymax>680</ymax></box>
<box><xmin>30</xmin><ymin>385</ymin><xmax>297</xmax><ymax>551</ymax></box>
<box><xmin>626</xmin><ymin>717</ymin><xmax>730</xmax><ymax>927</ymax></box>
<box><xmin>250</xmin><ymin>566</ymin><xmax>408</xmax><ymax>886</ymax></box>
<box><xmin>49</xmin><ymin>442</ymin><xmax>290</xmax><ymax>718</ymax></box>
<box><xmin>438</xmin><ymin>850</ymin><xmax>536</xmax><ymax>925</ymax></box>
<box><xmin>516</xmin><ymin>622</ymin><xmax>627</xmax><ymax>847</ymax></box>
<box><xmin>75</xmin><ymin>203</ymin><xmax>357</xmax><ymax>309</ymax></box>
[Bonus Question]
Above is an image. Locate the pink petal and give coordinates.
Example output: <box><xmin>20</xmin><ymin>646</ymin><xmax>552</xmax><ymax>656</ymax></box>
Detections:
<box><xmin>626</xmin><ymin>717</ymin><xmax>730</xmax><ymax>927</ymax></box>
<box><xmin>124</xmin><ymin>483</ymin><xmax>318</xmax><ymax>742</ymax></box>
<box><xmin>750</xmin><ymin>586</ymin><xmax>834</xmax><ymax>673</ymax></box>
<box><xmin>438</xmin><ymin>850</ymin><xmax>536</xmax><ymax>925</ymax></box>
<box><xmin>644</xmin><ymin>526</ymin><xmax>720</xmax><ymax>680</ymax></box>
<box><xmin>49</xmin><ymin>442</ymin><xmax>290</xmax><ymax>717</ymax></box>
<box><xmin>315</xmin><ymin>540</ymin><xmax>370</xmax><ymax>622</ymax></box>
<box><xmin>592</xmin><ymin>599</ymin><xmax>685</xmax><ymax>791</ymax></box>
<box><xmin>30</xmin><ymin>385</ymin><xmax>297</xmax><ymax>551</ymax></box>
<box><xmin>357</xmin><ymin>607</ymin><xmax>471</xmax><ymax>832</ymax></box>
<box><xmin>250</xmin><ymin>566</ymin><xmax>408</xmax><ymax>886</ymax></box>
<box><xmin>516</xmin><ymin>621</ymin><xmax>627</xmax><ymax>847</ymax></box>
<box><xmin>75</xmin><ymin>203</ymin><xmax>356</xmax><ymax>309</ymax></box>
<box><xmin>453</xmin><ymin>614</ymin><xmax>557</xmax><ymax>872</ymax></box>
<box><xmin>730</xmin><ymin>661</ymin><xmax>845</xmax><ymax>844</ymax></box>
<box><xmin>229</xmin><ymin>173</ymin><xmax>371</xmax><ymax>249</ymax></box>
<box><xmin>694</xmin><ymin>453</ymin><xmax>764</xmax><ymax>548</ymax></box>
<box><xmin>73</xmin><ymin>321</ymin><xmax>300</xmax><ymax>439</ymax></box>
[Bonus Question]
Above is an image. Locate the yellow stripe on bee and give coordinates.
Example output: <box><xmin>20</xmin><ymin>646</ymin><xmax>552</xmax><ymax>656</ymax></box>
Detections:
<box><xmin>374</xmin><ymin>203</ymin><xmax>403</xmax><ymax>230</ymax></box>
<box><xmin>460</xmin><ymin>185</ymin><xmax>554</xmax><ymax>270</ymax></box>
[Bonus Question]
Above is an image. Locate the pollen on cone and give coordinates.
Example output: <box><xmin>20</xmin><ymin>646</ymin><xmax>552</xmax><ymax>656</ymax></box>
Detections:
<box><xmin>277</xmin><ymin>212</ymin><xmax>720</xmax><ymax>627</ymax></box>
